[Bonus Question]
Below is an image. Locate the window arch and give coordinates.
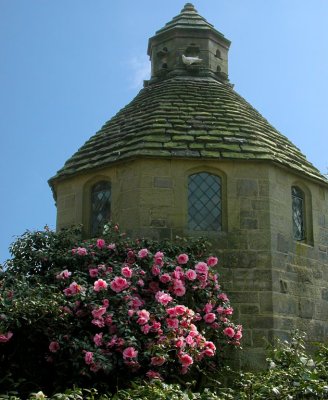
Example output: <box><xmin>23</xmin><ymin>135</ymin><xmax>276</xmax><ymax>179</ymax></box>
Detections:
<box><xmin>90</xmin><ymin>181</ymin><xmax>111</xmax><ymax>236</ymax></box>
<box><xmin>291</xmin><ymin>186</ymin><xmax>305</xmax><ymax>241</ymax></box>
<box><xmin>188</xmin><ymin>172</ymin><xmax>222</xmax><ymax>231</ymax></box>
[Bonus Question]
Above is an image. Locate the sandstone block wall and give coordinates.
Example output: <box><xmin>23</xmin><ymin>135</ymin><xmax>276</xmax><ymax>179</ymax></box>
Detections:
<box><xmin>53</xmin><ymin>158</ymin><xmax>328</xmax><ymax>369</ymax></box>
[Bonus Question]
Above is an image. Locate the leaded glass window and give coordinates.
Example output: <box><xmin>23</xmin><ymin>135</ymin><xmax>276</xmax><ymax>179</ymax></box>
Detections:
<box><xmin>91</xmin><ymin>181</ymin><xmax>111</xmax><ymax>236</ymax></box>
<box><xmin>292</xmin><ymin>186</ymin><xmax>305</xmax><ymax>240</ymax></box>
<box><xmin>188</xmin><ymin>172</ymin><xmax>222</xmax><ymax>231</ymax></box>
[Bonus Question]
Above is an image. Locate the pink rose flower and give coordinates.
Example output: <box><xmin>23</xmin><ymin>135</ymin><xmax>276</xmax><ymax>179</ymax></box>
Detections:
<box><xmin>137</xmin><ymin>309</ymin><xmax>150</xmax><ymax>325</ymax></box>
<box><xmin>89</xmin><ymin>268</ymin><xmax>98</xmax><ymax>278</ymax></box>
<box><xmin>92</xmin><ymin>306</ymin><xmax>107</xmax><ymax>319</ymax></box>
<box><xmin>151</xmin><ymin>321</ymin><xmax>161</xmax><ymax>331</ymax></box>
<box><xmin>92</xmin><ymin>318</ymin><xmax>105</xmax><ymax>328</ymax></box>
<box><xmin>166</xmin><ymin>318</ymin><xmax>179</xmax><ymax>329</ymax></box>
<box><xmin>146</xmin><ymin>370</ymin><xmax>162</xmax><ymax>380</ymax></box>
<box><xmin>63</xmin><ymin>282</ymin><xmax>82</xmax><ymax>296</ymax></box>
<box><xmin>180</xmin><ymin>320</ymin><xmax>189</xmax><ymax>328</ymax></box>
<box><xmin>49</xmin><ymin>341</ymin><xmax>60</xmax><ymax>353</ymax></box>
<box><xmin>177</xmin><ymin>253</ymin><xmax>189</xmax><ymax>264</ymax></box>
<box><xmin>185</xmin><ymin>269</ymin><xmax>197</xmax><ymax>281</ymax></box>
<box><xmin>155</xmin><ymin>291</ymin><xmax>173</xmax><ymax>306</ymax></box>
<box><xmin>127</xmin><ymin>250</ymin><xmax>134</xmax><ymax>258</ymax></box>
<box><xmin>195</xmin><ymin>262</ymin><xmax>208</xmax><ymax>275</ymax></box>
<box><xmin>150</xmin><ymin>356</ymin><xmax>166</xmax><ymax>366</ymax></box>
<box><xmin>96</xmin><ymin>239</ymin><xmax>105</xmax><ymax>249</ymax></box>
<box><xmin>154</xmin><ymin>251</ymin><xmax>164</xmax><ymax>265</ymax></box>
<box><xmin>93</xmin><ymin>279</ymin><xmax>108</xmax><ymax>292</ymax></box>
<box><xmin>138</xmin><ymin>248</ymin><xmax>149</xmax><ymax>258</ymax></box>
<box><xmin>84</xmin><ymin>351</ymin><xmax>94</xmax><ymax>365</ymax></box>
<box><xmin>121</xmin><ymin>266</ymin><xmax>133</xmax><ymax>278</ymax></box>
<box><xmin>173</xmin><ymin>281</ymin><xmax>186</xmax><ymax>297</ymax></box>
<box><xmin>137</xmin><ymin>279</ymin><xmax>145</xmax><ymax>287</ymax></box>
<box><xmin>152</xmin><ymin>265</ymin><xmax>161</xmax><ymax>276</ymax></box>
<box><xmin>0</xmin><ymin>331</ymin><xmax>13</xmax><ymax>343</ymax></box>
<box><xmin>172</xmin><ymin>268</ymin><xmax>183</xmax><ymax>279</ymax></box>
<box><xmin>218</xmin><ymin>293</ymin><xmax>229</xmax><ymax>302</ymax></box>
<box><xmin>166</xmin><ymin>307</ymin><xmax>177</xmax><ymax>317</ymax></box>
<box><xmin>203</xmin><ymin>348</ymin><xmax>215</xmax><ymax>357</ymax></box>
<box><xmin>110</xmin><ymin>277</ymin><xmax>129</xmax><ymax>293</ymax></box>
<box><xmin>204</xmin><ymin>313</ymin><xmax>216</xmax><ymax>324</ymax></box>
<box><xmin>234</xmin><ymin>330</ymin><xmax>243</xmax><ymax>340</ymax></box>
<box><xmin>174</xmin><ymin>305</ymin><xmax>187</xmax><ymax>315</ymax></box>
<box><xmin>159</xmin><ymin>273</ymin><xmax>171</xmax><ymax>283</ymax></box>
<box><xmin>116</xmin><ymin>337</ymin><xmax>125</xmax><ymax>347</ymax></box>
<box><xmin>141</xmin><ymin>324</ymin><xmax>151</xmax><ymax>334</ymax></box>
<box><xmin>93</xmin><ymin>333</ymin><xmax>103</xmax><ymax>346</ymax></box>
<box><xmin>223</xmin><ymin>327</ymin><xmax>235</xmax><ymax>338</ymax></box>
<box><xmin>131</xmin><ymin>297</ymin><xmax>144</xmax><ymax>309</ymax></box>
<box><xmin>76</xmin><ymin>247</ymin><xmax>88</xmax><ymax>256</ymax></box>
<box><xmin>185</xmin><ymin>335</ymin><xmax>194</xmax><ymax>345</ymax></box>
<box><xmin>205</xmin><ymin>341</ymin><xmax>216</xmax><ymax>350</ymax></box>
<box><xmin>123</xmin><ymin>346</ymin><xmax>138</xmax><ymax>359</ymax></box>
<box><xmin>175</xmin><ymin>337</ymin><xmax>185</xmax><ymax>348</ymax></box>
<box><xmin>108</xmin><ymin>243</ymin><xmax>116</xmax><ymax>250</ymax></box>
<box><xmin>217</xmin><ymin>306</ymin><xmax>224</xmax><ymax>314</ymax></box>
<box><xmin>179</xmin><ymin>353</ymin><xmax>193</xmax><ymax>367</ymax></box>
<box><xmin>207</xmin><ymin>256</ymin><xmax>218</xmax><ymax>267</ymax></box>
<box><xmin>56</xmin><ymin>269</ymin><xmax>71</xmax><ymax>280</ymax></box>
<box><xmin>203</xmin><ymin>303</ymin><xmax>213</xmax><ymax>313</ymax></box>
<box><xmin>193</xmin><ymin>313</ymin><xmax>202</xmax><ymax>322</ymax></box>
<box><xmin>218</xmin><ymin>306</ymin><xmax>233</xmax><ymax>315</ymax></box>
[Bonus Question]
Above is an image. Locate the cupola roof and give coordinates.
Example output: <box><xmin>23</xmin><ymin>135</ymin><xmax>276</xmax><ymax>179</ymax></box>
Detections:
<box><xmin>49</xmin><ymin>4</ymin><xmax>327</xmax><ymax>191</ymax></box>
<box><xmin>154</xmin><ymin>3</ymin><xmax>226</xmax><ymax>38</ymax></box>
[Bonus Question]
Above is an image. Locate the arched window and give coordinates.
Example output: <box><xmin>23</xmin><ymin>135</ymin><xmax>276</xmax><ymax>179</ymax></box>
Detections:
<box><xmin>188</xmin><ymin>172</ymin><xmax>222</xmax><ymax>231</ymax></box>
<box><xmin>292</xmin><ymin>186</ymin><xmax>305</xmax><ymax>240</ymax></box>
<box><xmin>91</xmin><ymin>181</ymin><xmax>111</xmax><ymax>236</ymax></box>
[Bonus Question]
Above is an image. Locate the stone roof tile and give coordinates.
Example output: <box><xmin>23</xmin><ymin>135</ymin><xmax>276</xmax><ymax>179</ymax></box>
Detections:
<box><xmin>49</xmin><ymin>76</ymin><xmax>327</xmax><ymax>187</ymax></box>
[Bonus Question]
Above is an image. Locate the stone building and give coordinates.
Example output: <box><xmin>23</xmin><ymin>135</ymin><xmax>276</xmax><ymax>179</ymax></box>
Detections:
<box><xmin>49</xmin><ymin>4</ymin><xmax>328</xmax><ymax>367</ymax></box>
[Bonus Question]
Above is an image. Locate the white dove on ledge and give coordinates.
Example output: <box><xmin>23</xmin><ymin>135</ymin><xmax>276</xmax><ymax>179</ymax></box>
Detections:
<box><xmin>182</xmin><ymin>54</ymin><xmax>203</xmax><ymax>65</ymax></box>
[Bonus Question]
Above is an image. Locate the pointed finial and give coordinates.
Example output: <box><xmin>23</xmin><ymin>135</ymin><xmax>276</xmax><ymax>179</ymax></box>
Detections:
<box><xmin>182</xmin><ymin>3</ymin><xmax>197</xmax><ymax>12</ymax></box>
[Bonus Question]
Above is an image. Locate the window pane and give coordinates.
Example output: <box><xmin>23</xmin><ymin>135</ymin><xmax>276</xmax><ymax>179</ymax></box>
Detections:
<box><xmin>188</xmin><ymin>173</ymin><xmax>221</xmax><ymax>231</ymax></box>
<box><xmin>292</xmin><ymin>186</ymin><xmax>305</xmax><ymax>240</ymax></box>
<box><xmin>91</xmin><ymin>181</ymin><xmax>111</xmax><ymax>236</ymax></box>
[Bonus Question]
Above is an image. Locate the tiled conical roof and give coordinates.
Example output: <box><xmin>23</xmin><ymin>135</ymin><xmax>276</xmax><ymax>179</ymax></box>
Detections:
<box><xmin>49</xmin><ymin>75</ymin><xmax>326</xmax><ymax>186</ymax></box>
<box><xmin>155</xmin><ymin>3</ymin><xmax>226</xmax><ymax>39</ymax></box>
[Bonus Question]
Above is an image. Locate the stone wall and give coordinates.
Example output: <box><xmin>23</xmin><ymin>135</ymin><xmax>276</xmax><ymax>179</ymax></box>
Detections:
<box><xmin>53</xmin><ymin>158</ymin><xmax>328</xmax><ymax>369</ymax></box>
<box><xmin>269</xmin><ymin>166</ymin><xmax>328</xmax><ymax>346</ymax></box>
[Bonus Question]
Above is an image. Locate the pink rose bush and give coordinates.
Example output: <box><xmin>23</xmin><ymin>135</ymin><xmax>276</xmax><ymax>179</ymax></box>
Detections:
<box><xmin>47</xmin><ymin>232</ymin><xmax>242</xmax><ymax>381</ymax></box>
<box><xmin>0</xmin><ymin>224</ymin><xmax>241</xmax><ymax>394</ymax></box>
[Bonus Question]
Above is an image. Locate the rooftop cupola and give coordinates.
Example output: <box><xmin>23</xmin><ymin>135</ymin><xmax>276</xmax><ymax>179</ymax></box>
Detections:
<box><xmin>147</xmin><ymin>3</ymin><xmax>231</xmax><ymax>83</ymax></box>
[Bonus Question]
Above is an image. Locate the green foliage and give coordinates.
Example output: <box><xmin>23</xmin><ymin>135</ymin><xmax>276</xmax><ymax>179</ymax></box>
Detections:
<box><xmin>231</xmin><ymin>331</ymin><xmax>328</xmax><ymax>399</ymax></box>
<box><xmin>0</xmin><ymin>224</ymin><xmax>240</xmax><ymax>398</ymax></box>
<box><xmin>1</xmin><ymin>330</ymin><xmax>328</xmax><ymax>400</ymax></box>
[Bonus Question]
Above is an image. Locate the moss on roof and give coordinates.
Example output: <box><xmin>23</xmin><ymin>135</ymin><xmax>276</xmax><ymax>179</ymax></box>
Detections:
<box><xmin>49</xmin><ymin>75</ymin><xmax>327</xmax><ymax>188</ymax></box>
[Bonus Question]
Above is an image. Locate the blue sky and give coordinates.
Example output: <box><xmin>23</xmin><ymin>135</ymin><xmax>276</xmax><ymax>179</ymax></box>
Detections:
<box><xmin>1</xmin><ymin>0</ymin><xmax>328</xmax><ymax>263</ymax></box>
